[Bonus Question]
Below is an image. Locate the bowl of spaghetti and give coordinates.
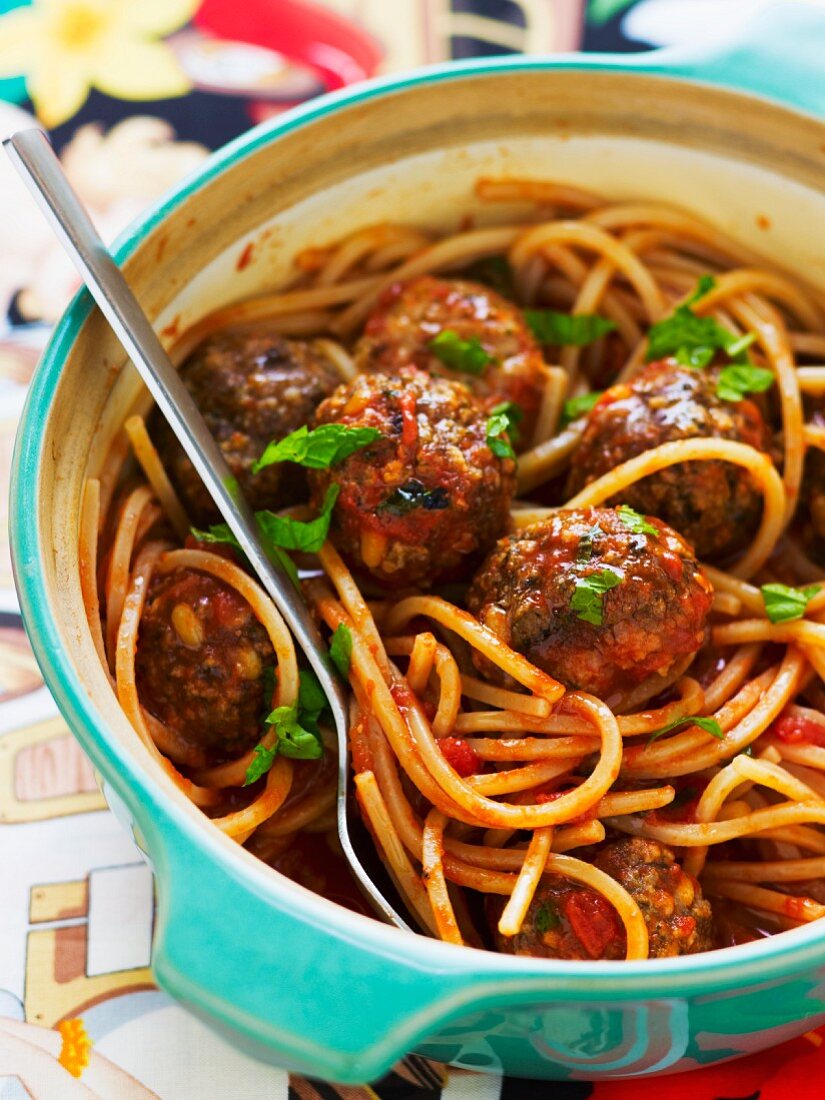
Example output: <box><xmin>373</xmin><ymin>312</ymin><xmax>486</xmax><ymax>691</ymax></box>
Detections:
<box><xmin>11</xmin><ymin>3</ymin><xmax>825</xmax><ymax>1084</ymax></box>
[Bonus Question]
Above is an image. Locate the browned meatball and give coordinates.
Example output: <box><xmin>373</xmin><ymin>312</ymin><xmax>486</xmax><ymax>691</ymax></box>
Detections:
<box><xmin>466</xmin><ymin>507</ymin><xmax>712</xmax><ymax>702</ymax></box>
<box><xmin>136</xmin><ymin>568</ymin><xmax>273</xmax><ymax>766</ymax></box>
<box><xmin>493</xmin><ymin>837</ymin><xmax>713</xmax><ymax>960</ymax></box>
<box><xmin>154</xmin><ymin>328</ymin><xmax>340</xmax><ymax>523</ymax></box>
<box><xmin>308</xmin><ymin>367</ymin><xmax>516</xmax><ymax>588</ymax></box>
<box><xmin>565</xmin><ymin>360</ymin><xmax>771</xmax><ymax>560</ymax></box>
<box><xmin>595</xmin><ymin>837</ymin><xmax>713</xmax><ymax>956</ymax></box>
<box><xmin>490</xmin><ymin>876</ymin><xmax>626</xmax><ymax>960</ymax></box>
<box><xmin>354</xmin><ymin>276</ymin><xmax>547</xmax><ymax>441</ymax></box>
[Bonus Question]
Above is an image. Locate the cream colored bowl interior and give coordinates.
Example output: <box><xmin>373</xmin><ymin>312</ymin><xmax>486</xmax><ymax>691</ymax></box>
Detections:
<box><xmin>40</xmin><ymin>69</ymin><xmax>825</xmax><ymax>833</ymax></box>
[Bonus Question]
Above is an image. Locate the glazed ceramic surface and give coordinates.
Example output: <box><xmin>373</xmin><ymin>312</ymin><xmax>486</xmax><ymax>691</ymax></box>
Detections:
<box><xmin>11</xmin><ymin>3</ymin><xmax>825</xmax><ymax>1084</ymax></box>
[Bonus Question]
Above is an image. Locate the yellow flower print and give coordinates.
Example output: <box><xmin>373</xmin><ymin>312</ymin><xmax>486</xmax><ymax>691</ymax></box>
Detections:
<box><xmin>0</xmin><ymin>0</ymin><xmax>198</xmax><ymax>128</ymax></box>
<box><xmin>57</xmin><ymin>1017</ymin><xmax>92</xmax><ymax>1078</ymax></box>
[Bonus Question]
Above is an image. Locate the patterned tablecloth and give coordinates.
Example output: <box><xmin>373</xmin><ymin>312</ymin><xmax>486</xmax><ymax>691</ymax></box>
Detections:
<box><xmin>1</xmin><ymin>1</ymin><xmax>824</xmax><ymax>1096</ymax></box>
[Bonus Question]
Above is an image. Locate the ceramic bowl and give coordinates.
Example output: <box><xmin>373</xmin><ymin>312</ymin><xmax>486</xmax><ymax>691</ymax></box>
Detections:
<box><xmin>11</xmin><ymin>3</ymin><xmax>825</xmax><ymax>1084</ymax></box>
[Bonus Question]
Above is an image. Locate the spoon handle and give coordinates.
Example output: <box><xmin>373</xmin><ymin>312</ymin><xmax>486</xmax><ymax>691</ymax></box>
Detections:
<box><xmin>5</xmin><ymin>128</ymin><xmax>412</xmax><ymax>931</ymax></box>
<box><xmin>5</xmin><ymin>128</ymin><xmax>337</xmax><ymax>700</ymax></box>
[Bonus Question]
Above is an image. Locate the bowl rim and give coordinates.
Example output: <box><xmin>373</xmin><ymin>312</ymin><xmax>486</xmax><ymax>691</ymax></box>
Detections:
<box><xmin>12</xmin><ymin>54</ymin><xmax>825</xmax><ymax>1000</ymax></box>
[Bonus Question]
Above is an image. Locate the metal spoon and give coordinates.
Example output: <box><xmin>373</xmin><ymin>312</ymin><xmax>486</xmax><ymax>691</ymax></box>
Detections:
<box><xmin>5</xmin><ymin>128</ymin><xmax>413</xmax><ymax>932</ymax></box>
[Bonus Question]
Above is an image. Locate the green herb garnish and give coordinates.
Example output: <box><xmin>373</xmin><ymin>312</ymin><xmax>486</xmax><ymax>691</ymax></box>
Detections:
<box><xmin>648</xmin><ymin>715</ymin><xmax>724</xmax><ymax>746</ymax></box>
<box><xmin>380</xmin><ymin>479</ymin><xmax>449</xmax><ymax>515</ymax></box>
<box><xmin>576</xmin><ymin>523</ymin><xmax>603</xmax><ymax>564</ymax></box>
<box><xmin>534</xmin><ymin>901</ymin><xmax>561</xmax><ymax>934</ymax></box>
<box><xmin>193</xmin><ymin>485</ymin><xmax>339</xmax><ymax>563</ymax></box>
<box><xmin>686</xmin><ymin>274</ymin><xmax>718</xmax><ymax>305</ymax></box>
<box><xmin>297</xmin><ymin>666</ymin><xmax>329</xmax><ymax>726</ymax></box>
<box><xmin>646</xmin><ymin>275</ymin><xmax>760</xmax><ymax>376</ymax></box>
<box><xmin>616</xmin><ymin>505</ymin><xmax>659</xmax><ymax>538</ymax></box>
<box><xmin>490</xmin><ymin>400</ymin><xmax>523</xmax><ymax>444</ymax></box>
<box><xmin>715</xmin><ymin>364</ymin><xmax>774</xmax><ymax>403</ymax></box>
<box><xmin>253</xmin><ymin>424</ymin><xmax>381</xmax><ymax>474</ymax></box>
<box><xmin>329</xmin><ymin>623</ymin><xmax>353</xmax><ymax>679</ymax></box>
<box><xmin>560</xmin><ymin>390</ymin><xmax>602</xmax><ymax>428</ymax></box>
<box><xmin>429</xmin><ymin>329</ymin><xmax>491</xmax><ymax>375</ymax></box>
<box><xmin>761</xmin><ymin>582</ymin><xmax>821</xmax><ymax>624</ymax></box>
<box><xmin>256</xmin><ymin>485</ymin><xmax>339</xmax><ymax>552</ymax></box>
<box><xmin>525</xmin><ymin>309</ymin><xmax>616</xmax><ymax>346</ymax></box>
<box><xmin>244</xmin><ymin>743</ymin><xmax>277</xmax><ymax>786</ymax></box>
<box><xmin>263</xmin><ymin>703</ymin><xmax>324</xmax><ymax>761</ymax></box>
<box><xmin>486</xmin><ymin>411</ymin><xmax>516</xmax><ymax>461</ymax></box>
<box><xmin>244</xmin><ymin>668</ymin><xmax>329</xmax><ymax>784</ymax></box>
<box><xmin>570</xmin><ymin>569</ymin><xmax>622</xmax><ymax>626</ymax></box>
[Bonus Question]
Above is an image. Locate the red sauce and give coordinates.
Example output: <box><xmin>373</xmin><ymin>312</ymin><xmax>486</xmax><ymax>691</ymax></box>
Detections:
<box><xmin>534</xmin><ymin>786</ymin><xmax>597</xmax><ymax>824</ymax></box>
<box><xmin>160</xmin><ymin>315</ymin><xmax>181</xmax><ymax>340</ymax></box>
<box><xmin>784</xmin><ymin>895</ymin><xmax>812</xmax><ymax>920</ymax></box>
<box><xmin>438</xmin><ymin>736</ymin><xmax>481</xmax><ymax>777</ymax></box>
<box><xmin>236</xmin><ymin>241</ymin><xmax>255</xmax><ymax>271</ymax></box>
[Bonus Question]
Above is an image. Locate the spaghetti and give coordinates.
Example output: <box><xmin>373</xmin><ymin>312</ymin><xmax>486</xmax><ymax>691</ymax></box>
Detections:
<box><xmin>82</xmin><ymin>179</ymin><xmax>825</xmax><ymax>960</ymax></box>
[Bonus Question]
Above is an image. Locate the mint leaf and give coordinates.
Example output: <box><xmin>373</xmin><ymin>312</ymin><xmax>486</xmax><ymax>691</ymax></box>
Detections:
<box><xmin>616</xmin><ymin>505</ymin><xmax>658</xmax><ymax>538</ymax></box>
<box><xmin>646</xmin><ymin>276</ymin><xmax>755</xmax><ymax>370</ymax></box>
<box><xmin>761</xmin><ymin>582</ymin><xmax>820</xmax><ymax>624</ymax></box>
<box><xmin>486</xmin><ymin>411</ymin><xmax>516</xmax><ymax>461</ymax></box>
<box><xmin>525</xmin><ymin>309</ymin><xmax>616</xmax><ymax>346</ymax></box>
<box><xmin>560</xmin><ymin>390</ymin><xmax>602</xmax><ymax>428</ymax></box>
<box><xmin>191</xmin><ymin>485</ymin><xmax>338</xmax><ymax>559</ymax></box>
<box><xmin>329</xmin><ymin>623</ymin><xmax>353</xmax><ymax>679</ymax></box>
<box><xmin>256</xmin><ymin>484</ymin><xmax>339</xmax><ymax>553</ymax></box>
<box><xmin>648</xmin><ymin>715</ymin><xmax>724</xmax><ymax>746</ymax></box>
<box><xmin>244</xmin><ymin>743</ymin><xmax>276</xmax><ymax>786</ymax></box>
<box><xmin>253</xmin><ymin>424</ymin><xmax>381</xmax><ymax>474</ymax></box>
<box><xmin>570</xmin><ymin>568</ymin><xmax>622</xmax><ymax>626</ymax></box>
<box><xmin>715</xmin><ymin>364</ymin><xmax>774</xmax><ymax>403</ymax></box>
<box><xmin>429</xmin><ymin>329</ymin><xmax>491</xmax><ymax>375</ymax></box>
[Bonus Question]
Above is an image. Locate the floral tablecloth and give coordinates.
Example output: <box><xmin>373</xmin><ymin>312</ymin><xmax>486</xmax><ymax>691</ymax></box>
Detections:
<box><xmin>1</xmin><ymin>1</ymin><xmax>824</xmax><ymax>1096</ymax></box>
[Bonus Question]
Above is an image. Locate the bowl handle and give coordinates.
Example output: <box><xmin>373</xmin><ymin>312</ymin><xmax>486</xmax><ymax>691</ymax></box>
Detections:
<box><xmin>610</xmin><ymin>2</ymin><xmax>825</xmax><ymax>118</ymax></box>
<box><xmin>143</xmin><ymin>809</ymin><xmax>492</xmax><ymax>1083</ymax></box>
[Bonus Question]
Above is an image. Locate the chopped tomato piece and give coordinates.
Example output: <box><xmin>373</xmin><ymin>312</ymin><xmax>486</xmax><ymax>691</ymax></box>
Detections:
<box><xmin>771</xmin><ymin>713</ymin><xmax>825</xmax><ymax>747</ymax></box>
<box><xmin>439</xmin><ymin>736</ymin><xmax>481</xmax><ymax>777</ymax></box>
<box><xmin>563</xmin><ymin>891</ymin><xmax>624</xmax><ymax>959</ymax></box>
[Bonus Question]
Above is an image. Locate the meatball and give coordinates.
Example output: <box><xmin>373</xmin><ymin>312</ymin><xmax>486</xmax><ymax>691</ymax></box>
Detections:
<box><xmin>309</xmin><ymin>367</ymin><xmax>516</xmax><ymax>588</ymax></box>
<box><xmin>154</xmin><ymin>328</ymin><xmax>340</xmax><ymax>524</ymax></box>
<box><xmin>136</xmin><ymin>568</ymin><xmax>273</xmax><ymax>766</ymax></box>
<box><xmin>466</xmin><ymin>507</ymin><xmax>712</xmax><ymax>701</ymax></box>
<box><xmin>354</xmin><ymin>276</ymin><xmax>547</xmax><ymax>441</ymax></box>
<box><xmin>493</xmin><ymin>837</ymin><xmax>713</xmax><ymax>959</ymax></box>
<box><xmin>565</xmin><ymin>359</ymin><xmax>770</xmax><ymax>560</ymax></box>
<box><xmin>491</xmin><ymin>875</ymin><xmax>626</xmax><ymax>960</ymax></box>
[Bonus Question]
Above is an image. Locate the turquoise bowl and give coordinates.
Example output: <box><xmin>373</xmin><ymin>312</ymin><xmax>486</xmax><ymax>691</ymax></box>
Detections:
<box><xmin>11</xmin><ymin>3</ymin><xmax>825</xmax><ymax>1083</ymax></box>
